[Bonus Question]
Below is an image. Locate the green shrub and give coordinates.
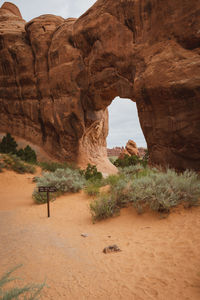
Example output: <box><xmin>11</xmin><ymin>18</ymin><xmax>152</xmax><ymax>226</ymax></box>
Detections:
<box><xmin>2</xmin><ymin>154</ymin><xmax>35</xmax><ymax>174</ymax></box>
<box><xmin>38</xmin><ymin>161</ymin><xmax>73</xmax><ymax>172</ymax></box>
<box><xmin>105</xmin><ymin>174</ymin><xmax>123</xmax><ymax>186</ymax></box>
<box><xmin>129</xmin><ymin>169</ymin><xmax>200</xmax><ymax>214</ymax></box>
<box><xmin>120</xmin><ymin>165</ymin><xmax>158</xmax><ymax>179</ymax></box>
<box><xmin>0</xmin><ymin>265</ymin><xmax>45</xmax><ymax>299</ymax></box>
<box><xmin>114</xmin><ymin>154</ymin><xmax>139</xmax><ymax>168</ymax></box>
<box><xmin>90</xmin><ymin>194</ymin><xmax>119</xmax><ymax>222</ymax></box>
<box><xmin>0</xmin><ymin>133</ymin><xmax>37</xmax><ymax>163</ymax></box>
<box><xmin>23</xmin><ymin>145</ymin><xmax>37</xmax><ymax>163</ymax></box>
<box><xmin>84</xmin><ymin>178</ymin><xmax>105</xmax><ymax>196</ymax></box>
<box><xmin>33</xmin><ymin>168</ymin><xmax>85</xmax><ymax>204</ymax></box>
<box><xmin>83</xmin><ymin>164</ymin><xmax>103</xmax><ymax>181</ymax></box>
<box><xmin>85</xmin><ymin>184</ymin><xmax>100</xmax><ymax>197</ymax></box>
<box><xmin>119</xmin><ymin>165</ymin><xmax>144</xmax><ymax>177</ymax></box>
<box><xmin>17</xmin><ymin>148</ymin><xmax>26</xmax><ymax>160</ymax></box>
<box><xmin>90</xmin><ymin>168</ymin><xmax>200</xmax><ymax>221</ymax></box>
<box><xmin>32</xmin><ymin>190</ymin><xmax>57</xmax><ymax>204</ymax></box>
<box><xmin>17</xmin><ymin>145</ymin><xmax>37</xmax><ymax>163</ymax></box>
<box><xmin>0</xmin><ymin>133</ymin><xmax>18</xmax><ymax>154</ymax></box>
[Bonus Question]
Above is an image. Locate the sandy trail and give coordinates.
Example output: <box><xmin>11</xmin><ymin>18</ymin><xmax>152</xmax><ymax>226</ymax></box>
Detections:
<box><xmin>0</xmin><ymin>170</ymin><xmax>200</xmax><ymax>299</ymax></box>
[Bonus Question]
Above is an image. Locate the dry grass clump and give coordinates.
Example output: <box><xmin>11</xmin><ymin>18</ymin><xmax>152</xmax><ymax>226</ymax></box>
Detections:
<box><xmin>130</xmin><ymin>169</ymin><xmax>200</xmax><ymax>214</ymax></box>
<box><xmin>0</xmin><ymin>154</ymin><xmax>35</xmax><ymax>174</ymax></box>
<box><xmin>0</xmin><ymin>265</ymin><xmax>45</xmax><ymax>299</ymax></box>
<box><xmin>38</xmin><ymin>161</ymin><xmax>74</xmax><ymax>172</ymax></box>
<box><xmin>90</xmin><ymin>167</ymin><xmax>200</xmax><ymax>221</ymax></box>
<box><xmin>33</xmin><ymin>168</ymin><xmax>85</xmax><ymax>204</ymax></box>
<box><xmin>90</xmin><ymin>193</ymin><xmax>119</xmax><ymax>221</ymax></box>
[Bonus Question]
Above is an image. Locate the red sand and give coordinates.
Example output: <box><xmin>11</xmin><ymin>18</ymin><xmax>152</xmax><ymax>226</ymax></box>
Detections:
<box><xmin>0</xmin><ymin>170</ymin><xmax>200</xmax><ymax>299</ymax></box>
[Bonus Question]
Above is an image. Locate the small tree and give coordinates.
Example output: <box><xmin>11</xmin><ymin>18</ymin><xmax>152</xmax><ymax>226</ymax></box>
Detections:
<box><xmin>0</xmin><ymin>133</ymin><xmax>18</xmax><ymax>154</ymax></box>
<box><xmin>114</xmin><ymin>154</ymin><xmax>139</xmax><ymax>168</ymax></box>
<box><xmin>84</xmin><ymin>164</ymin><xmax>103</xmax><ymax>181</ymax></box>
<box><xmin>23</xmin><ymin>145</ymin><xmax>37</xmax><ymax>163</ymax></box>
<box><xmin>17</xmin><ymin>148</ymin><xmax>25</xmax><ymax>160</ymax></box>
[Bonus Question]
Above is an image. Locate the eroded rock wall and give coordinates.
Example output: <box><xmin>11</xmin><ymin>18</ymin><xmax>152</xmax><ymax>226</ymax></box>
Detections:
<box><xmin>0</xmin><ymin>1</ymin><xmax>200</xmax><ymax>172</ymax></box>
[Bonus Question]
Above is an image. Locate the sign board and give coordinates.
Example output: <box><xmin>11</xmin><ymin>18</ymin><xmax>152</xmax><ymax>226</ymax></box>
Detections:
<box><xmin>38</xmin><ymin>186</ymin><xmax>57</xmax><ymax>193</ymax></box>
<box><xmin>38</xmin><ymin>186</ymin><xmax>57</xmax><ymax>218</ymax></box>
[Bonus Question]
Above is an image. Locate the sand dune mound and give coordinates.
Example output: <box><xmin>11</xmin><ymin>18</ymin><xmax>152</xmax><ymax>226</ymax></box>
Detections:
<box><xmin>0</xmin><ymin>170</ymin><xmax>200</xmax><ymax>299</ymax></box>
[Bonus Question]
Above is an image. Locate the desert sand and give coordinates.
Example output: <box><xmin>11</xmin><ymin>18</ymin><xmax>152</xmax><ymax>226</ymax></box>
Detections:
<box><xmin>0</xmin><ymin>170</ymin><xmax>200</xmax><ymax>299</ymax></box>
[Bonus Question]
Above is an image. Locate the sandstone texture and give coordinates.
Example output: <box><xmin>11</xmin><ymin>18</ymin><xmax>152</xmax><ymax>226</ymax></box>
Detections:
<box><xmin>119</xmin><ymin>140</ymin><xmax>139</xmax><ymax>158</ymax></box>
<box><xmin>0</xmin><ymin>1</ymin><xmax>200</xmax><ymax>172</ymax></box>
<box><xmin>107</xmin><ymin>147</ymin><xmax>124</xmax><ymax>157</ymax></box>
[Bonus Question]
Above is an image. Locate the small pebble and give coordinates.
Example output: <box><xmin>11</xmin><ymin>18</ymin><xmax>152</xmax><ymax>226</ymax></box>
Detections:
<box><xmin>81</xmin><ymin>233</ymin><xmax>88</xmax><ymax>237</ymax></box>
<box><xmin>103</xmin><ymin>244</ymin><xmax>121</xmax><ymax>254</ymax></box>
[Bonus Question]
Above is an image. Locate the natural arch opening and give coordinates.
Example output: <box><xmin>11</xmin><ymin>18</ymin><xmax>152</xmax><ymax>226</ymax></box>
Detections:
<box><xmin>107</xmin><ymin>97</ymin><xmax>147</xmax><ymax>157</ymax></box>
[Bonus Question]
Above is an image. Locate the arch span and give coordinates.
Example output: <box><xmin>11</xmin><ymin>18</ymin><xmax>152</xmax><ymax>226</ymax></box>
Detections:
<box><xmin>0</xmin><ymin>0</ymin><xmax>200</xmax><ymax>173</ymax></box>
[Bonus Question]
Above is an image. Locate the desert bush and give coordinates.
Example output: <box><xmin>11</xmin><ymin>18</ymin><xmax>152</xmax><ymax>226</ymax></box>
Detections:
<box><xmin>90</xmin><ymin>193</ymin><xmax>119</xmax><ymax>222</ymax></box>
<box><xmin>2</xmin><ymin>154</ymin><xmax>35</xmax><ymax>174</ymax></box>
<box><xmin>38</xmin><ymin>161</ymin><xmax>73</xmax><ymax>172</ymax></box>
<box><xmin>32</xmin><ymin>190</ymin><xmax>57</xmax><ymax>204</ymax></box>
<box><xmin>105</xmin><ymin>174</ymin><xmax>124</xmax><ymax>186</ymax></box>
<box><xmin>0</xmin><ymin>133</ymin><xmax>18</xmax><ymax>154</ymax></box>
<box><xmin>114</xmin><ymin>154</ymin><xmax>139</xmax><ymax>168</ymax></box>
<box><xmin>90</xmin><ymin>168</ymin><xmax>200</xmax><ymax>221</ymax></box>
<box><xmin>120</xmin><ymin>165</ymin><xmax>158</xmax><ymax>180</ymax></box>
<box><xmin>0</xmin><ymin>133</ymin><xmax>37</xmax><ymax>163</ymax></box>
<box><xmin>17</xmin><ymin>145</ymin><xmax>37</xmax><ymax>163</ymax></box>
<box><xmin>82</xmin><ymin>164</ymin><xmax>103</xmax><ymax>181</ymax></box>
<box><xmin>119</xmin><ymin>165</ymin><xmax>144</xmax><ymax>177</ymax></box>
<box><xmin>0</xmin><ymin>265</ymin><xmax>45</xmax><ymax>300</ymax></box>
<box><xmin>84</xmin><ymin>180</ymin><xmax>102</xmax><ymax>196</ymax></box>
<box><xmin>129</xmin><ymin>169</ymin><xmax>200</xmax><ymax>214</ymax></box>
<box><xmin>33</xmin><ymin>168</ymin><xmax>85</xmax><ymax>204</ymax></box>
<box><xmin>110</xmin><ymin>176</ymin><xmax>131</xmax><ymax>208</ymax></box>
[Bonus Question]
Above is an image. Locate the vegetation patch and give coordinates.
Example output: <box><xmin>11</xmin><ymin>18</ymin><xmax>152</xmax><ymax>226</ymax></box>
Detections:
<box><xmin>17</xmin><ymin>145</ymin><xmax>37</xmax><ymax>163</ymax></box>
<box><xmin>81</xmin><ymin>164</ymin><xmax>103</xmax><ymax>181</ymax></box>
<box><xmin>38</xmin><ymin>161</ymin><xmax>74</xmax><ymax>172</ymax></box>
<box><xmin>0</xmin><ymin>133</ymin><xmax>37</xmax><ymax>164</ymax></box>
<box><xmin>0</xmin><ymin>265</ymin><xmax>45</xmax><ymax>300</ymax></box>
<box><xmin>33</xmin><ymin>168</ymin><xmax>85</xmax><ymax>204</ymax></box>
<box><xmin>90</xmin><ymin>167</ymin><xmax>200</xmax><ymax>221</ymax></box>
<box><xmin>0</xmin><ymin>154</ymin><xmax>36</xmax><ymax>174</ymax></box>
<box><xmin>130</xmin><ymin>169</ymin><xmax>200</xmax><ymax>214</ymax></box>
<box><xmin>113</xmin><ymin>153</ymin><xmax>148</xmax><ymax>168</ymax></box>
<box><xmin>84</xmin><ymin>180</ymin><xmax>102</xmax><ymax>197</ymax></box>
<box><xmin>90</xmin><ymin>193</ymin><xmax>120</xmax><ymax>222</ymax></box>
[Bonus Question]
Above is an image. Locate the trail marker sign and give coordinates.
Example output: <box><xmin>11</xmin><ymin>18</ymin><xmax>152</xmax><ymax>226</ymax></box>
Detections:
<box><xmin>38</xmin><ymin>186</ymin><xmax>57</xmax><ymax>217</ymax></box>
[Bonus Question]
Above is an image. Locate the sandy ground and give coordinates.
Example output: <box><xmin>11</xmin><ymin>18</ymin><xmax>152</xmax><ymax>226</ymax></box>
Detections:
<box><xmin>0</xmin><ymin>170</ymin><xmax>200</xmax><ymax>300</ymax></box>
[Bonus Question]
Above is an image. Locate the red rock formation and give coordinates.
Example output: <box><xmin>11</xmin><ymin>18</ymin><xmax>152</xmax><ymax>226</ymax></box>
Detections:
<box><xmin>119</xmin><ymin>140</ymin><xmax>139</xmax><ymax>158</ymax></box>
<box><xmin>107</xmin><ymin>147</ymin><xmax>124</xmax><ymax>157</ymax></box>
<box><xmin>0</xmin><ymin>1</ymin><xmax>200</xmax><ymax>172</ymax></box>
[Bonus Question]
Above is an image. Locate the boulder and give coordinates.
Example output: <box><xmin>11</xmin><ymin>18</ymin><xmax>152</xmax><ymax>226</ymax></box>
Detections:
<box><xmin>0</xmin><ymin>1</ymin><xmax>200</xmax><ymax>173</ymax></box>
<box><xmin>119</xmin><ymin>140</ymin><xmax>139</xmax><ymax>159</ymax></box>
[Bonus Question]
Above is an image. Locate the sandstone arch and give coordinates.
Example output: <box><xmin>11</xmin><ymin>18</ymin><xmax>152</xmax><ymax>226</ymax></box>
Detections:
<box><xmin>0</xmin><ymin>1</ymin><xmax>199</xmax><ymax>173</ymax></box>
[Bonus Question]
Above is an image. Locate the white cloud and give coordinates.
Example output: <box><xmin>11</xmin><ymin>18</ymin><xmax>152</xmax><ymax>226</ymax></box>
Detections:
<box><xmin>2</xmin><ymin>0</ymin><xmax>96</xmax><ymax>20</ymax></box>
<box><xmin>107</xmin><ymin>98</ymin><xmax>147</xmax><ymax>148</ymax></box>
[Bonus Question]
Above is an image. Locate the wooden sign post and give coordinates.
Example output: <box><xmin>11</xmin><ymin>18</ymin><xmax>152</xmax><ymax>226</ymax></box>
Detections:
<box><xmin>38</xmin><ymin>186</ymin><xmax>57</xmax><ymax>218</ymax></box>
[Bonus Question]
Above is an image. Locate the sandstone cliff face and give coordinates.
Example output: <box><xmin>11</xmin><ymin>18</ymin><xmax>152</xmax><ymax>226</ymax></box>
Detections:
<box><xmin>0</xmin><ymin>1</ymin><xmax>200</xmax><ymax>172</ymax></box>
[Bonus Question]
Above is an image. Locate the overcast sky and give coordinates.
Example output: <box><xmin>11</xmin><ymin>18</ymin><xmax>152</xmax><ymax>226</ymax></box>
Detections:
<box><xmin>1</xmin><ymin>0</ymin><xmax>147</xmax><ymax>148</ymax></box>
